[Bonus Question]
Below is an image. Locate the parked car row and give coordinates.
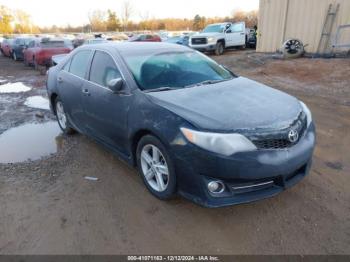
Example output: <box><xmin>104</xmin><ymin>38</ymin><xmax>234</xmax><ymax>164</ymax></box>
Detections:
<box><xmin>0</xmin><ymin>24</ymin><xmax>257</xmax><ymax>73</ymax></box>
<box><xmin>0</xmin><ymin>36</ymin><xmax>73</xmax><ymax>70</ymax></box>
<box><xmin>0</xmin><ymin>31</ymin><xmax>194</xmax><ymax>71</ymax></box>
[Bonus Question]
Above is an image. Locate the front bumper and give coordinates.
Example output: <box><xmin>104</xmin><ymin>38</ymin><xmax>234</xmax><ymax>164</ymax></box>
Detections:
<box><xmin>171</xmin><ymin>123</ymin><xmax>316</xmax><ymax>207</ymax></box>
<box><xmin>189</xmin><ymin>44</ymin><xmax>217</xmax><ymax>52</ymax></box>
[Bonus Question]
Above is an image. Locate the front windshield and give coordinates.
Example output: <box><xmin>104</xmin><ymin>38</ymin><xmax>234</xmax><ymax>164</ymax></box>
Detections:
<box><xmin>123</xmin><ymin>51</ymin><xmax>234</xmax><ymax>91</ymax></box>
<box><xmin>166</xmin><ymin>37</ymin><xmax>181</xmax><ymax>43</ymax></box>
<box><xmin>203</xmin><ymin>24</ymin><xmax>225</xmax><ymax>33</ymax></box>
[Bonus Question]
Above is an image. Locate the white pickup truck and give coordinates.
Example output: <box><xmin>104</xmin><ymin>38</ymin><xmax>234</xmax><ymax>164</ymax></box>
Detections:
<box><xmin>189</xmin><ymin>22</ymin><xmax>246</xmax><ymax>55</ymax></box>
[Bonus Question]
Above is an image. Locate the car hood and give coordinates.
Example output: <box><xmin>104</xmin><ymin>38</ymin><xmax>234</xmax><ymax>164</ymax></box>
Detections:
<box><xmin>192</xmin><ymin>32</ymin><xmax>221</xmax><ymax>38</ymax></box>
<box><xmin>146</xmin><ymin>77</ymin><xmax>302</xmax><ymax>132</ymax></box>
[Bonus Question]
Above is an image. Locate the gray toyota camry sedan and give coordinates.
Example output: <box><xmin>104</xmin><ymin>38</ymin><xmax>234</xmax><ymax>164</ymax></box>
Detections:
<box><xmin>46</xmin><ymin>42</ymin><xmax>316</xmax><ymax>207</ymax></box>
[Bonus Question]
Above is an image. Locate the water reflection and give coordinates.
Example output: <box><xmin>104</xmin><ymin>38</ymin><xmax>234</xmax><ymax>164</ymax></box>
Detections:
<box><xmin>0</xmin><ymin>122</ymin><xmax>62</xmax><ymax>163</ymax></box>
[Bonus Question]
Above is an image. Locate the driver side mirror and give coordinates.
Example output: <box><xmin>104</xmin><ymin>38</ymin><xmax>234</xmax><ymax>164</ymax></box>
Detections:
<box><xmin>225</xmin><ymin>29</ymin><xmax>232</xmax><ymax>34</ymax></box>
<box><xmin>107</xmin><ymin>78</ymin><xmax>124</xmax><ymax>93</ymax></box>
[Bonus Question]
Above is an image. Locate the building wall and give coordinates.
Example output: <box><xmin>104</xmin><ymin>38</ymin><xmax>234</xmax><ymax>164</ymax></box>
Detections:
<box><xmin>257</xmin><ymin>0</ymin><xmax>350</xmax><ymax>53</ymax></box>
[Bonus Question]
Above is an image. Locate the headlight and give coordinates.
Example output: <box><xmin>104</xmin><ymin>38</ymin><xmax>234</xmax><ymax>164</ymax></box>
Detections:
<box><xmin>299</xmin><ymin>101</ymin><xmax>312</xmax><ymax>128</ymax></box>
<box><xmin>207</xmin><ymin>37</ymin><xmax>215</xmax><ymax>43</ymax></box>
<box><xmin>180</xmin><ymin>127</ymin><xmax>257</xmax><ymax>156</ymax></box>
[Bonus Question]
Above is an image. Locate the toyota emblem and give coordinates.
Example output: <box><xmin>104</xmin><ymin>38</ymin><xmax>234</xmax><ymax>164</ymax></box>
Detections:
<box><xmin>288</xmin><ymin>129</ymin><xmax>299</xmax><ymax>143</ymax></box>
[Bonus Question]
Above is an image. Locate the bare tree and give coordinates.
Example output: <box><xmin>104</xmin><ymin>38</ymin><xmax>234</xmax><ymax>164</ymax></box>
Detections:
<box><xmin>121</xmin><ymin>1</ymin><xmax>133</xmax><ymax>31</ymax></box>
<box><xmin>88</xmin><ymin>9</ymin><xmax>107</xmax><ymax>32</ymax></box>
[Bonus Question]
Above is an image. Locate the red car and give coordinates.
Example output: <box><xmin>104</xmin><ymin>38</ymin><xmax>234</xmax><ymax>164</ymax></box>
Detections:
<box><xmin>23</xmin><ymin>38</ymin><xmax>72</xmax><ymax>68</ymax></box>
<box><xmin>1</xmin><ymin>38</ymin><xmax>14</xmax><ymax>57</ymax></box>
<box><xmin>128</xmin><ymin>34</ymin><xmax>161</xmax><ymax>42</ymax></box>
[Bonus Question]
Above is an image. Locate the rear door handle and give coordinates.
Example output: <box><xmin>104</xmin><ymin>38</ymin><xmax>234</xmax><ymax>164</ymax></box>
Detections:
<box><xmin>240</xmin><ymin>33</ymin><xmax>245</xmax><ymax>35</ymax></box>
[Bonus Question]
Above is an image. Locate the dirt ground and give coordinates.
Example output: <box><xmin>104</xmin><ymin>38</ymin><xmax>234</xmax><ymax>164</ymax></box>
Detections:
<box><xmin>0</xmin><ymin>50</ymin><xmax>349</xmax><ymax>255</ymax></box>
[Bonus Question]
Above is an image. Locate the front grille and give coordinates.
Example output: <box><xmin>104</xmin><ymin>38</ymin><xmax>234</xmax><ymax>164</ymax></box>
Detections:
<box><xmin>249</xmin><ymin>112</ymin><xmax>307</xmax><ymax>150</ymax></box>
<box><xmin>231</xmin><ymin>180</ymin><xmax>274</xmax><ymax>195</ymax></box>
<box><xmin>253</xmin><ymin>139</ymin><xmax>291</xmax><ymax>149</ymax></box>
<box><xmin>191</xmin><ymin>38</ymin><xmax>207</xmax><ymax>45</ymax></box>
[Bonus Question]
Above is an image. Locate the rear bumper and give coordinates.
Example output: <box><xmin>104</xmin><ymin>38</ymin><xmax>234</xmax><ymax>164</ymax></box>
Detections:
<box><xmin>171</xmin><ymin>123</ymin><xmax>316</xmax><ymax>207</ymax></box>
<box><xmin>37</xmin><ymin>58</ymin><xmax>52</xmax><ymax>67</ymax></box>
<box><xmin>14</xmin><ymin>49</ymin><xmax>25</xmax><ymax>60</ymax></box>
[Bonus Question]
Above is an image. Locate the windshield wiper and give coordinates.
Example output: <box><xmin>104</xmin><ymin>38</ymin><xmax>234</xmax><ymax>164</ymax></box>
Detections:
<box><xmin>144</xmin><ymin>87</ymin><xmax>179</xmax><ymax>93</ymax></box>
<box><xmin>184</xmin><ymin>79</ymin><xmax>227</xmax><ymax>88</ymax></box>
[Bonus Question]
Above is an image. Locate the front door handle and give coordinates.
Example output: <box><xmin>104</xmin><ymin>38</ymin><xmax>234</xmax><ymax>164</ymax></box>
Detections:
<box><xmin>82</xmin><ymin>88</ymin><xmax>90</xmax><ymax>96</ymax></box>
<box><xmin>57</xmin><ymin>77</ymin><xmax>63</xmax><ymax>83</ymax></box>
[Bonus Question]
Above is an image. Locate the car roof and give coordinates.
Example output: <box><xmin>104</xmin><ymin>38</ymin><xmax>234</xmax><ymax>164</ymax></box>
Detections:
<box><xmin>78</xmin><ymin>42</ymin><xmax>191</xmax><ymax>55</ymax></box>
<box><xmin>209</xmin><ymin>22</ymin><xmax>231</xmax><ymax>26</ymax></box>
<box><xmin>15</xmin><ymin>37</ymin><xmax>33</xmax><ymax>39</ymax></box>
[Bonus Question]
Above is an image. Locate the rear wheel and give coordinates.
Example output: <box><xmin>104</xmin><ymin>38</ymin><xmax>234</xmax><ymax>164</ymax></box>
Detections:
<box><xmin>215</xmin><ymin>42</ymin><xmax>224</xmax><ymax>55</ymax></box>
<box><xmin>34</xmin><ymin>60</ymin><xmax>39</xmax><ymax>70</ymax></box>
<box><xmin>54</xmin><ymin>97</ymin><xmax>75</xmax><ymax>134</ymax></box>
<box><xmin>24</xmin><ymin>56</ymin><xmax>29</xmax><ymax>66</ymax></box>
<box><xmin>33</xmin><ymin>57</ymin><xmax>39</xmax><ymax>70</ymax></box>
<box><xmin>136</xmin><ymin>135</ymin><xmax>176</xmax><ymax>200</ymax></box>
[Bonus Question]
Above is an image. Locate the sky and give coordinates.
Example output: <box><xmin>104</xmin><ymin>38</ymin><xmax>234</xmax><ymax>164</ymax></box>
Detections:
<box><xmin>1</xmin><ymin>0</ymin><xmax>259</xmax><ymax>27</ymax></box>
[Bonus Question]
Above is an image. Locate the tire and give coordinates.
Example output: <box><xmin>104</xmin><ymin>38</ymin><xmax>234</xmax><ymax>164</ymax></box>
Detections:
<box><xmin>24</xmin><ymin>56</ymin><xmax>29</xmax><ymax>66</ymax></box>
<box><xmin>33</xmin><ymin>58</ymin><xmax>39</xmax><ymax>70</ymax></box>
<box><xmin>215</xmin><ymin>42</ymin><xmax>224</xmax><ymax>56</ymax></box>
<box><xmin>136</xmin><ymin>135</ymin><xmax>176</xmax><ymax>200</ymax></box>
<box><xmin>54</xmin><ymin>97</ymin><xmax>75</xmax><ymax>135</ymax></box>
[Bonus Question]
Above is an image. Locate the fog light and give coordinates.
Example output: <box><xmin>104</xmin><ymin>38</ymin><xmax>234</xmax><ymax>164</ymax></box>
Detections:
<box><xmin>208</xmin><ymin>181</ymin><xmax>225</xmax><ymax>194</ymax></box>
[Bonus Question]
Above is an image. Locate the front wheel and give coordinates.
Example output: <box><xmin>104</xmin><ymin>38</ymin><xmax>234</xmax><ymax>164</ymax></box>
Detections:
<box><xmin>215</xmin><ymin>42</ymin><xmax>224</xmax><ymax>55</ymax></box>
<box><xmin>54</xmin><ymin>97</ymin><xmax>75</xmax><ymax>134</ymax></box>
<box><xmin>136</xmin><ymin>135</ymin><xmax>176</xmax><ymax>200</ymax></box>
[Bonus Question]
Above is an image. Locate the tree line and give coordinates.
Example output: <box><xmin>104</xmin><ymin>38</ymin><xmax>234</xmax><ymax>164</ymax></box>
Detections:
<box><xmin>0</xmin><ymin>3</ymin><xmax>258</xmax><ymax>34</ymax></box>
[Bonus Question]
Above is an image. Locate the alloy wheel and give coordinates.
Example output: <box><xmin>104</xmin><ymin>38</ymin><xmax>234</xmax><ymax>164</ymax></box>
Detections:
<box><xmin>140</xmin><ymin>144</ymin><xmax>169</xmax><ymax>192</ymax></box>
<box><xmin>56</xmin><ymin>101</ymin><xmax>67</xmax><ymax>130</ymax></box>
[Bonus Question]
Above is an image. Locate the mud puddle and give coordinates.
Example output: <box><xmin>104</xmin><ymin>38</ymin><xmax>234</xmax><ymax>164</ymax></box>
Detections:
<box><xmin>0</xmin><ymin>82</ymin><xmax>31</xmax><ymax>93</ymax></box>
<box><xmin>0</xmin><ymin>122</ymin><xmax>61</xmax><ymax>163</ymax></box>
<box><xmin>24</xmin><ymin>96</ymin><xmax>50</xmax><ymax>110</ymax></box>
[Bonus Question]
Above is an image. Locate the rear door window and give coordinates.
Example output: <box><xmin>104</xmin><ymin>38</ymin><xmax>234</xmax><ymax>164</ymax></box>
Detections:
<box><xmin>89</xmin><ymin>51</ymin><xmax>121</xmax><ymax>87</ymax></box>
<box><xmin>69</xmin><ymin>50</ymin><xmax>92</xmax><ymax>78</ymax></box>
<box><xmin>231</xmin><ymin>23</ymin><xmax>244</xmax><ymax>33</ymax></box>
